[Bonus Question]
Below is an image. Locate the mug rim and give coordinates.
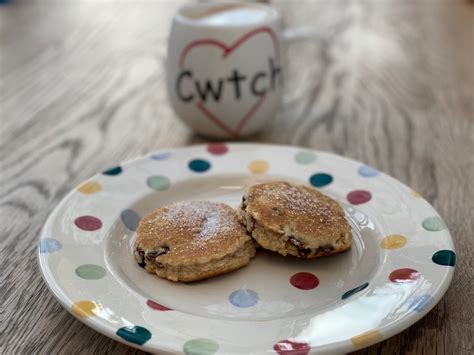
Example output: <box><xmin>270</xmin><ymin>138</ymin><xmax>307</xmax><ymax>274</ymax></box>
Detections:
<box><xmin>175</xmin><ymin>1</ymin><xmax>281</xmax><ymax>28</ymax></box>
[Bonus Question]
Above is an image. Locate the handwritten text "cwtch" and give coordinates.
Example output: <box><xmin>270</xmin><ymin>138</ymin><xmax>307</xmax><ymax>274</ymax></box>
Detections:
<box><xmin>176</xmin><ymin>58</ymin><xmax>281</xmax><ymax>102</ymax></box>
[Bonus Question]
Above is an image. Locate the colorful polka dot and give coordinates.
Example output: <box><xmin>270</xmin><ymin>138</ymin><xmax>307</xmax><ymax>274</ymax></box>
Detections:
<box><xmin>290</xmin><ymin>272</ymin><xmax>319</xmax><ymax>290</ymax></box>
<box><xmin>409</xmin><ymin>294</ymin><xmax>434</xmax><ymax>312</ymax></box>
<box><xmin>74</xmin><ymin>216</ymin><xmax>102</xmax><ymax>231</ymax></box>
<box><xmin>75</xmin><ymin>264</ymin><xmax>106</xmax><ymax>280</ymax></box>
<box><xmin>151</xmin><ymin>152</ymin><xmax>171</xmax><ymax>160</ymax></box>
<box><xmin>342</xmin><ymin>283</ymin><xmax>369</xmax><ymax>299</ymax></box>
<box><xmin>146</xmin><ymin>300</ymin><xmax>172</xmax><ymax>311</ymax></box>
<box><xmin>294</xmin><ymin>151</ymin><xmax>316</xmax><ymax>165</ymax></box>
<box><xmin>358</xmin><ymin>165</ymin><xmax>379</xmax><ymax>177</ymax></box>
<box><xmin>116</xmin><ymin>325</ymin><xmax>152</xmax><ymax>346</ymax></box>
<box><xmin>183</xmin><ymin>338</ymin><xmax>219</xmax><ymax>355</ymax></box>
<box><xmin>422</xmin><ymin>216</ymin><xmax>447</xmax><ymax>231</ymax></box>
<box><xmin>351</xmin><ymin>330</ymin><xmax>382</xmax><ymax>349</ymax></box>
<box><xmin>39</xmin><ymin>238</ymin><xmax>62</xmax><ymax>253</ymax></box>
<box><xmin>207</xmin><ymin>143</ymin><xmax>228</xmax><ymax>155</ymax></box>
<box><xmin>102</xmin><ymin>166</ymin><xmax>122</xmax><ymax>176</ymax></box>
<box><xmin>389</xmin><ymin>268</ymin><xmax>421</xmax><ymax>283</ymax></box>
<box><xmin>228</xmin><ymin>289</ymin><xmax>258</xmax><ymax>308</ymax></box>
<box><xmin>71</xmin><ymin>300</ymin><xmax>102</xmax><ymax>318</ymax></box>
<box><xmin>411</xmin><ymin>190</ymin><xmax>422</xmax><ymax>198</ymax></box>
<box><xmin>309</xmin><ymin>173</ymin><xmax>333</xmax><ymax>187</ymax></box>
<box><xmin>347</xmin><ymin>190</ymin><xmax>372</xmax><ymax>205</ymax></box>
<box><xmin>121</xmin><ymin>209</ymin><xmax>140</xmax><ymax>231</ymax></box>
<box><xmin>432</xmin><ymin>250</ymin><xmax>456</xmax><ymax>266</ymax></box>
<box><xmin>147</xmin><ymin>175</ymin><xmax>170</xmax><ymax>191</ymax></box>
<box><xmin>248</xmin><ymin>160</ymin><xmax>269</xmax><ymax>174</ymax></box>
<box><xmin>381</xmin><ymin>234</ymin><xmax>407</xmax><ymax>250</ymax></box>
<box><xmin>189</xmin><ymin>159</ymin><xmax>211</xmax><ymax>173</ymax></box>
<box><xmin>77</xmin><ymin>181</ymin><xmax>101</xmax><ymax>194</ymax></box>
<box><xmin>274</xmin><ymin>339</ymin><xmax>310</xmax><ymax>354</ymax></box>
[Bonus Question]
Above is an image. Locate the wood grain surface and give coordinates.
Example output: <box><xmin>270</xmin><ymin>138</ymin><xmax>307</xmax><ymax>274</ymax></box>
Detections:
<box><xmin>1</xmin><ymin>0</ymin><xmax>473</xmax><ymax>354</ymax></box>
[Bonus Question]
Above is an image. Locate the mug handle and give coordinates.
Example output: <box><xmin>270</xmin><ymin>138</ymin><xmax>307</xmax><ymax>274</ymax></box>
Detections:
<box><xmin>281</xmin><ymin>26</ymin><xmax>327</xmax><ymax>105</ymax></box>
<box><xmin>282</xmin><ymin>26</ymin><xmax>325</xmax><ymax>42</ymax></box>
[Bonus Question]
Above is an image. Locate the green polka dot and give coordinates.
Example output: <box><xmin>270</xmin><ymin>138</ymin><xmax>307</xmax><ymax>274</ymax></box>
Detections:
<box><xmin>116</xmin><ymin>325</ymin><xmax>151</xmax><ymax>345</ymax></box>
<box><xmin>342</xmin><ymin>282</ymin><xmax>369</xmax><ymax>299</ymax></box>
<box><xmin>75</xmin><ymin>264</ymin><xmax>106</xmax><ymax>280</ymax></box>
<box><xmin>147</xmin><ymin>175</ymin><xmax>170</xmax><ymax>191</ymax></box>
<box><xmin>432</xmin><ymin>250</ymin><xmax>456</xmax><ymax>266</ymax></box>
<box><xmin>183</xmin><ymin>338</ymin><xmax>219</xmax><ymax>355</ymax></box>
<box><xmin>310</xmin><ymin>173</ymin><xmax>333</xmax><ymax>187</ymax></box>
<box><xmin>295</xmin><ymin>151</ymin><xmax>316</xmax><ymax>164</ymax></box>
<box><xmin>422</xmin><ymin>216</ymin><xmax>447</xmax><ymax>231</ymax></box>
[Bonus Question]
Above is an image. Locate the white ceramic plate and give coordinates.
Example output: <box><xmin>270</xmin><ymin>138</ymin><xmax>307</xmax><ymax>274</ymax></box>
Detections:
<box><xmin>38</xmin><ymin>144</ymin><xmax>455</xmax><ymax>354</ymax></box>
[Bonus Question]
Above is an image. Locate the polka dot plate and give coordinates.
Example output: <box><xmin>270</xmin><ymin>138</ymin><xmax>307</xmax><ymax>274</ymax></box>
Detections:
<box><xmin>38</xmin><ymin>143</ymin><xmax>455</xmax><ymax>354</ymax></box>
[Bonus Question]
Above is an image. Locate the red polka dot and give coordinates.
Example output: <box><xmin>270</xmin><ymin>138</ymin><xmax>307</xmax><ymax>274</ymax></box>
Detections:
<box><xmin>274</xmin><ymin>339</ymin><xmax>310</xmax><ymax>354</ymax></box>
<box><xmin>290</xmin><ymin>272</ymin><xmax>319</xmax><ymax>290</ymax></box>
<box><xmin>389</xmin><ymin>268</ymin><xmax>421</xmax><ymax>283</ymax></box>
<box><xmin>146</xmin><ymin>300</ymin><xmax>172</xmax><ymax>311</ymax></box>
<box><xmin>207</xmin><ymin>143</ymin><xmax>228</xmax><ymax>155</ymax></box>
<box><xmin>74</xmin><ymin>216</ymin><xmax>102</xmax><ymax>231</ymax></box>
<box><xmin>347</xmin><ymin>190</ymin><xmax>372</xmax><ymax>205</ymax></box>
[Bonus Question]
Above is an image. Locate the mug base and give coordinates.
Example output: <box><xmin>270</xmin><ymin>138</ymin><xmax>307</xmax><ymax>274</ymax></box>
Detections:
<box><xmin>182</xmin><ymin>120</ymin><xmax>267</xmax><ymax>140</ymax></box>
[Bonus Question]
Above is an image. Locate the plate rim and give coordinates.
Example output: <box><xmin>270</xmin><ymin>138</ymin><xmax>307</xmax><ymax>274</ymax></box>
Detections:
<box><xmin>38</xmin><ymin>142</ymin><xmax>456</xmax><ymax>353</ymax></box>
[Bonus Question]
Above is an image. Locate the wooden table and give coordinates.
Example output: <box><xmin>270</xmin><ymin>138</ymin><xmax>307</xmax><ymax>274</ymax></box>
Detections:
<box><xmin>1</xmin><ymin>0</ymin><xmax>473</xmax><ymax>353</ymax></box>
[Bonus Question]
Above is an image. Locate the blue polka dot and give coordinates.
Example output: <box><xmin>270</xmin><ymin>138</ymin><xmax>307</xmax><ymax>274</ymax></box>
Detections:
<box><xmin>189</xmin><ymin>159</ymin><xmax>211</xmax><ymax>173</ymax></box>
<box><xmin>102</xmin><ymin>166</ymin><xmax>122</xmax><ymax>176</ymax></box>
<box><xmin>121</xmin><ymin>209</ymin><xmax>140</xmax><ymax>231</ymax></box>
<box><xmin>116</xmin><ymin>325</ymin><xmax>151</xmax><ymax>345</ymax></box>
<box><xmin>151</xmin><ymin>152</ymin><xmax>170</xmax><ymax>160</ymax></box>
<box><xmin>358</xmin><ymin>165</ymin><xmax>379</xmax><ymax>177</ymax></box>
<box><xmin>408</xmin><ymin>294</ymin><xmax>434</xmax><ymax>312</ymax></box>
<box><xmin>228</xmin><ymin>289</ymin><xmax>258</xmax><ymax>308</ymax></box>
<box><xmin>309</xmin><ymin>173</ymin><xmax>333</xmax><ymax>187</ymax></box>
<box><xmin>39</xmin><ymin>238</ymin><xmax>62</xmax><ymax>253</ymax></box>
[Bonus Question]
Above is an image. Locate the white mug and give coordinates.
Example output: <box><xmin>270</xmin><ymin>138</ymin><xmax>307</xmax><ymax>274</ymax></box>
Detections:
<box><xmin>166</xmin><ymin>2</ymin><xmax>306</xmax><ymax>139</ymax></box>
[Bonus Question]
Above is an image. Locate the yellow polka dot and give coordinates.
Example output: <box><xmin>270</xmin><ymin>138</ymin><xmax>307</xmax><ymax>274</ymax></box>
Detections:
<box><xmin>411</xmin><ymin>190</ymin><xmax>421</xmax><ymax>198</ymax></box>
<box><xmin>77</xmin><ymin>181</ymin><xmax>101</xmax><ymax>194</ymax></box>
<box><xmin>351</xmin><ymin>330</ymin><xmax>382</xmax><ymax>349</ymax></box>
<box><xmin>381</xmin><ymin>234</ymin><xmax>407</xmax><ymax>249</ymax></box>
<box><xmin>71</xmin><ymin>300</ymin><xmax>102</xmax><ymax>318</ymax></box>
<box><xmin>248</xmin><ymin>160</ymin><xmax>269</xmax><ymax>174</ymax></box>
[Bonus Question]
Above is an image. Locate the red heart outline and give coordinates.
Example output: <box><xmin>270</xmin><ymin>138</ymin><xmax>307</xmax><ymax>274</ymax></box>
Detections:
<box><xmin>179</xmin><ymin>27</ymin><xmax>279</xmax><ymax>138</ymax></box>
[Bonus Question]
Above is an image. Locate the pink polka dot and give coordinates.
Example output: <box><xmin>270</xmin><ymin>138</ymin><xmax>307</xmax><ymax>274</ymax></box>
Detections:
<box><xmin>347</xmin><ymin>190</ymin><xmax>372</xmax><ymax>205</ymax></box>
<box><xmin>274</xmin><ymin>339</ymin><xmax>310</xmax><ymax>354</ymax></box>
<box><xmin>74</xmin><ymin>216</ymin><xmax>102</xmax><ymax>231</ymax></box>
<box><xmin>146</xmin><ymin>300</ymin><xmax>172</xmax><ymax>311</ymax></box>
<box><xmin>207</xmin><ymin>143</ymin><xmax>228</xmax><ymax>155</ymax></box>
<box><xmin>389</xmin><ymin>268</ymin><xmax>421</xmax><ymax>283</ymax></box>
<box><xmin>290</xmin><ymin>272</ymin><xmax>319</xmax><ymax>290</ymax></box>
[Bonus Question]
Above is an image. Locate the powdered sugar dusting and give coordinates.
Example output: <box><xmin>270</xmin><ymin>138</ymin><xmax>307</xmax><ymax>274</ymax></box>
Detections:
<box><xmin>159</xmin><ymin>201</ymin><xmax>237</xmax><ymax>244</ymax></box>
<box><xmin>248</xmin><ymin>182</ymin><xmax>347</xmax><ymax>237</ymax></box>
<box><xmin>268</xmin><ymin>184</ymin><xmax>339</xmax><ymax>222</ymax></box>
